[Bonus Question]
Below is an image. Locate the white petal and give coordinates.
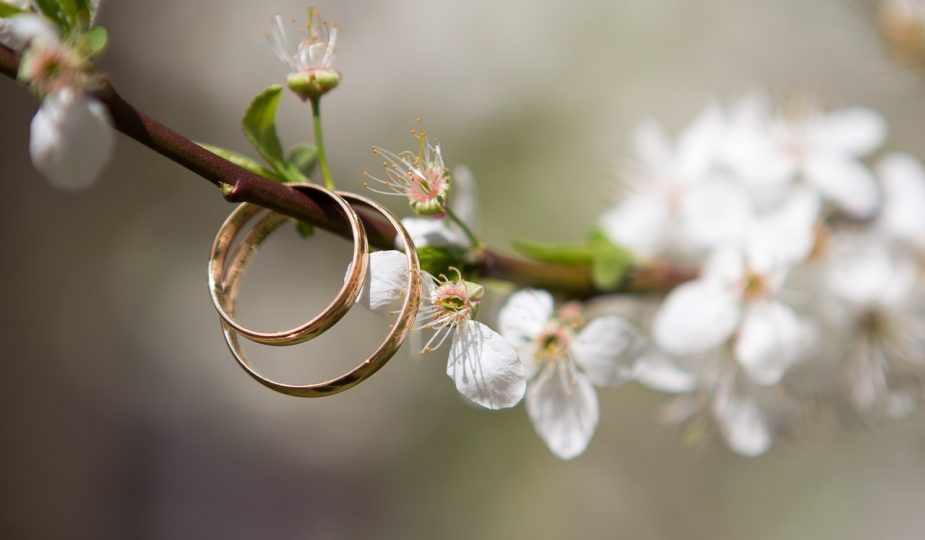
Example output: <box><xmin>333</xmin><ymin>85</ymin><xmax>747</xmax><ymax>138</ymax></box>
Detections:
<box><xmin>808</xmin><ymin>107</ymin><xmax>886</xmax><ymax>156</ymax></box>
<box><xmin>358</xmin><ymin>250</ymin><xmax>410</xmax><ymax>320</ymax></box>
<box><xmin>877</xmin><ymin>153</ymin><xmax>925</xmax><ymax>249</ymax></box>
<box><xmin>703</xmin><ymin>248</ymin><xmax>745</xmax><ymax>285</ymax></box>
<box><xmin>572</xmin><ymin>316</ymin><xmax>642</xmax><ymax>386</ymax></box>
<box><xmin>653</xmin><ymin>279</ymin><xmax>740</xmax><ymax>356</ymax></box>
<box><xmin>712</xmin><ymin>382</ymin><xmax>771</xmax><ymax>457</ymax></box>
<box><xmin>734</xmin><ymin>301</ymin><xmax>804</xmax><ymax>386</ymax></box>
<box><xmin>633</xmin><ymin>352</ymin><xmax>699</xmax><ymax>393</ymax></box>
<box><xmin>676</xmin><ymin>104</ymin><xmax>726</xmax><ymax>178</ymax></box>
<box><xmin>598</xmin><ymin>195</ymin><xmax>672</xmax><ymax>257</ymax></box>
<box><xmin>805</xmin><ymin>152</ymin><xmax>880</xmax><ymax>218</ymax></box>
<box><xmin>30</xmin><ymin>90</ymin><xmax>112</xmax><ymax>190</ymax></box>
<box><xmin>682</xmin><ymin>180</ymin><xmax>753</xmax><ymax>251</ymax></box>
<box><xmin>746</xmin><ymin>187</ymin><xmax>820</xmax><ymax>271</ymax></box>
<box><xmin>497</xmin><ymin>288</ymin><xmax>553</xmax><ymax>343</ymax></box>
<box><xmin>450</xmin><ymin>165</ymin><xmax>479</xmax><ymax>229</ymax></box>
<box><xmin>447</xmin><ymin>321</ymin><xmax>525</xmax><ymax>409</ymax></box>
<box><xmin>526</xmin><ymin>366</ymin><xmax>599</xmax><ymax>460</ymax></box>
<box><xmin>398</xmin><ymin>217</ymin><xmax>467</xmax><ymax>249</ymax></box>
<box><xmin>7</xmin><ymin>14</ymin><xmax>59</xmax><ymax>48</ymax></box>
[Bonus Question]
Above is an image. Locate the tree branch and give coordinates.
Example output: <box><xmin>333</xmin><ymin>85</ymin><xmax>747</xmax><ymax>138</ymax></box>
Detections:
<box><xmin>0</xmin><ymin>43</ymin><xmax>696</xmax><ymax>297</ymax></box>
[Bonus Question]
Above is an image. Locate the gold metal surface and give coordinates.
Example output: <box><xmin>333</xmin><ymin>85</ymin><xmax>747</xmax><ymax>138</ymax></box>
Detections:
<box><xmin>208</xmin><ymin>183</ymin><xmax>369</xmax><ymax>346</ymax></box>
<box><xmin>214</xmin><ymin>188</ymin><xmax>422</xmax><ymax>397</ymax></box>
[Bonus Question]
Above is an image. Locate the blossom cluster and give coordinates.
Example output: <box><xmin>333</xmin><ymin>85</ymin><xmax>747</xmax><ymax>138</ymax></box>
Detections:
<box><xmin>364</xmin><ymin>94</ymin><xmax>925</xmax><ymax>460</ymax></box>
<box><xmin>603</xmin><ymin>95</ymin><xmax>925</xmax><ymax>456</ymax></box>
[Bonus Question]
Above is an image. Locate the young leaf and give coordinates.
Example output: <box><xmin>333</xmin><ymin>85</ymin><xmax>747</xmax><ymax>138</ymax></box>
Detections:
<box><xmin>0</xmin><ymin>4</ymin><xmax>26</xmax><ymax>17</ymax></box>
<box><xmin>198</xmin><ymin>143</ymin><xmax>288</xmax><ymax>182</ymax></box>
<box><xmin>241</xmin><ymin>86</ymin><xmax>303</xmax><ymax>182</ymax></box>
<box><xmin>512</xmin><ymin>239</ymin><xmax>593</xmax><ymax>265</ymax></box>
<box><xmin>33</xmin><ymin>0</ymin><xmax>70</xmax><ymax>31</ymax></box>
<box><xmin>417</xmin><ymin>245</ymin><xmax>464</xmax><ymax>277</ymax></box>
<box><xmin>287</xmin><ymin>143</ymin><xmax>318</xmax><ymax>180</ymax></box>
<box><xmin>80</xmin><ymin>25</ymin><xmax>108</xmax><ymax>54</ymax></box>
<box><xmin>587</xmin><ymin>229</ymin><xmax>634</xmax><ymax>290</ymax></box>
<box><xmin>295</xmin><ymin>221</ymin><xmax>315</xmax><ymax>238</ymax></box>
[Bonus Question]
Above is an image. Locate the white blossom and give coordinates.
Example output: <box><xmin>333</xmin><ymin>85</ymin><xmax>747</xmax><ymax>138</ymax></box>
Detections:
<box><xmin>723</xmin><ymin>97</ymin><xmax>885</xmax><ymax>218</ymax></box>
<box><xmin>360</xmin><ymin>251</ymin><xmax>525</xmax><ymax>410</ymax></box>
<box><xmin>9</xmin><ymin>14</ymin><xmax>112</xmax><ymax>189</ymax></box>
<box><xmin>266</xmin><ymin>8</ymin><xmax>337</xmax><ymax>78</ymax></box>
<box><xmin>599</xmin><ymin>106</ymin><xmax>748</xmax><ymax>257</ymax></box>
<box><xmin>498</xmin><ymin>289</ymin><xmax>641</xmax><ymax>459</ymax></box>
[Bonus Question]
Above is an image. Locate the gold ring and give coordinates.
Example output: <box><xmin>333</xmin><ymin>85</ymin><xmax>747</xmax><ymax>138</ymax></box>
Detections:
<box><xmin>219</xmin><ymin>191</ymin><xmax>422</xmax><ymax>397</ymax></box>
<box><xmin>208</xmin><ymin>183</ymin><xmax>369</xmax><ymax>345</ymax></box>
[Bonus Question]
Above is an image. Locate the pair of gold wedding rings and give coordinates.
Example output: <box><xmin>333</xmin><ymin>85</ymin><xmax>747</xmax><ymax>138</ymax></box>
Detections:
<box><xmin>207</xmin><ymin>183</ymin><xmax>422</xmax><ymax>397</ymax></box>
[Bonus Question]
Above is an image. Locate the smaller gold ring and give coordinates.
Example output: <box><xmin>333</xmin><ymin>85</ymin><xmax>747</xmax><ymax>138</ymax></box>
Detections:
<box><xmin>219</xmin><ymin>192</ymin><xmax>422</xmax><ymax>397</ymax></box>
<box><xmin>208</xmin><ymin>183</ymin><xmax>369</xmax><ymax>346</ymax></box>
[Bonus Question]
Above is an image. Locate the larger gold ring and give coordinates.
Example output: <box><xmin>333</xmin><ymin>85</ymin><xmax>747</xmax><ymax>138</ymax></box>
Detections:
<box><xmin>219</xmin><ymin>191</ymin><xmax>422</xmax><ymax>397</ymax></box>
<box><xmin>208</xmin><ymin>183</ymin><xmax>369</xmax><ymax>345</ymax></box>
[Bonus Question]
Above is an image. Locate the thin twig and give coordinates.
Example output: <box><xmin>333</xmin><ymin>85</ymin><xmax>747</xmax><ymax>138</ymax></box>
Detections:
<box><xmin>0</xmin><ymin>43</ymin><xmax>696</xmax><ymax>297</ymax></box>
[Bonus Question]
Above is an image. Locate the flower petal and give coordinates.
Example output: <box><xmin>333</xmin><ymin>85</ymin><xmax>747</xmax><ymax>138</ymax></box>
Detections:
<box><xmin>30</xmin><ymin>90</ymin><xmax>112</xmax><ymax>190</ymax></box>
<box><xmin>805</xmin><ymin>152</ymin><xmax>879</xmax><ymax>218</ymax></box>
<box><xmin>653</xmin><ymin>279</ymin><xmax>740</xmax><ymax>356</ymax></box>
<box><xmin>572</xmin><ymin>316</ymin><xmax>642</xmax><ymax>386</ymax></box>
<box><xmin>599</xmin><ymin>194</ymin><xmax>672</xmax><ymax>257</ymax></box>
<box><xmin>399</xmin><ymin>217</ymin><xmax>467</xmax><ymax>249</ymax></box>
<box><xmin>633</xmin><ymin>352</ymin><xmax>699</xmax><ymax>393</ymax></box>
<box><xmin>877</xmin><ymin>153</ymin><xmax>925</xmax><ymax>250</ymax></box>
<box><xmin>808</xmin><ymin>107</ymin><xmax>886</xmax><ymax>156</ymax></box>
<box><xmin>682</xmin><ymin>179</ymin><xmax>753</xmax><ymax>251</ymax></box>
<box><xmin>450</xmin><ymin>164</ymin><xmax>479</xmax><ymax>229</ymax></box>
<box><xmin>712</xmin><ymin>378</ymin><xmax>771</xmax><ymax>456</ymax></box>
<box><xmin>6</xmin><ymin>14</ymin><xmax>59</xmax><ymax>49</ymax></box>
<box><xmin>734</xmin><ymin>300</ymin><xmax>804</xmax><ymax>385</ymax></box>
<box><xmin>447</xmin><ymin>321</ymin><xmax>525</xmax><ymax>409</ymax></box>
<box><xmin>676</xmin><ymin>104</ymin><xmax>726</xmax><ymax>179</ymax></box>
<box><xmin>526</xmin><ymin>366</ymin><xmax>599</xmax><ymax>460</ymax></box>
<box><xmin>358</xmin><ymin>250</ymin><xmax>411</xmax><ymax>320</ymax></box>
<box><xmin>497</xmin><ymin>289</ymin><xmax>553</xmax><ymax>343</ymax></box>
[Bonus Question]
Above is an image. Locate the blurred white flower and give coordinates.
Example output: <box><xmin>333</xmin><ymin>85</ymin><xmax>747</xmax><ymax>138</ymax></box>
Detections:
<box><xmin>876</xmin><ymin>153</ymin><xmax>925</xmax><ymax>251</ymax></box>
<box><xmin>725</xmin><ymin>98</ymin><xmax>885</xmax><ymax>218</ymax></box>
<box><xmin>635</xmin><ymin>350</ymin><xmax>792</xmax><ymax>457</ymax></box>
<box><xmin>652</xmin><ymin>189</ymin><xmax>817</xmax><ymax>386</ymax></box>
<box><xmin>359</xmin><ymin>251</ymin><xmax>525</xmax><ymax>410</ymax></box>
<box><xmin>9</xmin><ymin>14</ymin><xmax>112</xmax><ymax>189</ymax></box>
<box><xmin>30</xmin><ymin>87</ymin><xmax>112</xmax><ymax>190</ymax></box>
<box><xmin>599</xmin><ymin>106</ymin><xmax>748</xmax><ymax>257</ymax></box>
<box><xmin>498</xmin><ymin>289</ymin><xmax>641</xmax><ymax>459</ymax></box>
<box><xmin>825</xmin><ymin>238</ymin><xmax>925</xmax><ymax>419</ymax></box>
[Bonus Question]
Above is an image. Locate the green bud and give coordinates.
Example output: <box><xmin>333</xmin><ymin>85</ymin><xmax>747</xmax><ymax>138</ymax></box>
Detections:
<box><xmin>286</xmin><ymin>69</ymin><xmax>340</xmax><ymax>101</ymax></box>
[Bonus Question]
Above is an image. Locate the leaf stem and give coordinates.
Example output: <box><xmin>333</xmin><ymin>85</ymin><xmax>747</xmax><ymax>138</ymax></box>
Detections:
<box><xmin>310</xmin><ymin>96</ymin><xmax>334</xmax><ymax>190</ymax></box>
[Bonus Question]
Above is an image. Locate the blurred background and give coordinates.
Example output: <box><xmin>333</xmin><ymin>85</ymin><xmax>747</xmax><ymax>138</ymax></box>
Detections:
<box><xmin>2</xmin><ymin>0</ymin><xmax>925</xmax><ymax>538</ymax></box>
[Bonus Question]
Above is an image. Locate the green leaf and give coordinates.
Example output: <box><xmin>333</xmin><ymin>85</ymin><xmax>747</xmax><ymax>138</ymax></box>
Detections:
<box><xmin>33</xmin><ymin>0</ymin><xmax>70</xmax><ymax>31</ymax></box>
<box><xmin>295</xmin><ymin>221</ymin><xmax>315</xmax><ymax>238</ymax></box>
<box><xmin>80</xmin><ymin>25</ymin><xmax>108</xmax><ymax>54</ymax></box>
<box><xmin>417</xmin><ymin>245</ymin><xmax>464</xmax><ymax>277</ymax></box>
<box><xmin>198</xmin><ymin>143</ymin><xmax>288</xmax><ymax>183</ymax></box>
<box><xmin>512</xmin><ymin>239</ymin><xmax>593</xmax><ymax>265</ymax></box>
<box><xmin>287</xmin><ymin>143</ymin><xmax>318</xmax><ymax>181</ymax></box>
<box><xmin>0</xmin><ymin>4</ymin><xmax>26</xmax><ymax>17</ymax></box>
<box><xmin>241</xmin><ymin>86</ymin><xmax>303</xmax><ymax>182</ymax></box>
<box><xmin>587</xmin><ymin>229</ymin><xmax>634</xmax><ymax>290</ymax></box>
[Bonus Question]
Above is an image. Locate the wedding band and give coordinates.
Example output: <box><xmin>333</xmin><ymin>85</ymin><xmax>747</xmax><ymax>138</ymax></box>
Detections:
<box><xmin>219</xmin><ymin>191</ymin><xmax>422</xmax><ymax>397</ymax></box>
<box><xmin>208</xmin><ymin>183</ymin><xmax>369</xmax><ymax>345</ymax></box>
